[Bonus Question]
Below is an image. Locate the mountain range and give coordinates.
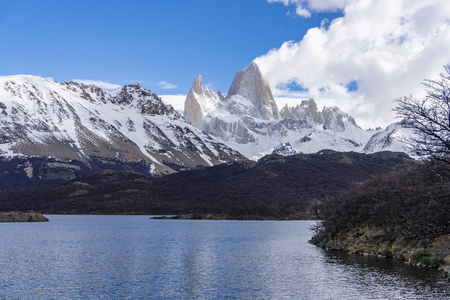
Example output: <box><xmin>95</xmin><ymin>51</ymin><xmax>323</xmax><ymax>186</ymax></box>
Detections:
<box><xmin>0</xmin><ymin>63</ymin><xmax>413</xmax><ymax>190</ymax></box>
<box><xmin>184</xmin><ymin>62</ymin><xmax>410</xmax><ymax>159</ymax></box>
<box><xmin>0</xmin><ymin>75</ymin><xmax>244</xmax><ymax>188</ymax></box>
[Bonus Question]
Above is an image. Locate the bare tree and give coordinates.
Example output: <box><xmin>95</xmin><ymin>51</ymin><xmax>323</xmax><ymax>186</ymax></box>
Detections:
<box><xmin>394</xmin><ymin>66</ymin><xmax>450</xmax><ymax>162</ymax></box>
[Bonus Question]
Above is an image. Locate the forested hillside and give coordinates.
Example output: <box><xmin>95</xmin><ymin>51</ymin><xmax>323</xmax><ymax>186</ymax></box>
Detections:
<box><xmin>0</xmin><ymin>151</ymin><xmax>413</xmax><ymax>219</ymax></box>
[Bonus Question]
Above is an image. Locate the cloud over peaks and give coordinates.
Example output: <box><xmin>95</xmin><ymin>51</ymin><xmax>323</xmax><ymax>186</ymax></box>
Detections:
<box><xmin>258</xmin><ymin>0</ymin><xmax>450</xmax><ymax>128</ymax></box>
<box><xmin>157</xmin><ymin>81</ymin><xmax>178</xmax><ymax>90</ymax></box>
<box><xmin>72</xmin><ymin>79</ymin><xmax>121</xmax><ymax>90</ymax></box>
<box><xmin>268</xmin><ymin>0</ymin><xmax>354</xmax><ymax>17</ymax></box>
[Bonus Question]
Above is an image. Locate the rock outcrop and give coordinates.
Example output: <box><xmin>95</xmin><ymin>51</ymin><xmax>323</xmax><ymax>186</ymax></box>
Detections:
<box><xmin>272</xmin><ymin>142</ymin><xmax>297</xmax><ymax>156</ymax></box>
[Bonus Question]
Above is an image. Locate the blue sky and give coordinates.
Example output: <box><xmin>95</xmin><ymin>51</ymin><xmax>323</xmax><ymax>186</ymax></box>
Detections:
<box><xmin>1</xmin><ymin>0</ymin><xmax>450</xmax><ymax>128</ymax></box>
<box><xmin>0</xmin><ymin>0</ymin><xmax>339</xmax><ymax>94</ymax></box>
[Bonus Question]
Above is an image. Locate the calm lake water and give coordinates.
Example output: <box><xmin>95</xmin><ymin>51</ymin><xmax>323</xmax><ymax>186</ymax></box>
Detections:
<box><xmin>0</xmin><ymin>215</ymin><xmax>449</xmax><ymax>299</ymax></box>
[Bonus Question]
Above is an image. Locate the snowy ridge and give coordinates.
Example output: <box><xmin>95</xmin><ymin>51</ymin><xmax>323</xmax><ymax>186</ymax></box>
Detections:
<box><xmin>363</xmin><ymin>120</ymin><xmax>413</xmax><ymax>154</ymax></box>
<box><xmin>0</xmin><ymin>75</ymin><xmax>244</xmax><ymax>175</ymax></box>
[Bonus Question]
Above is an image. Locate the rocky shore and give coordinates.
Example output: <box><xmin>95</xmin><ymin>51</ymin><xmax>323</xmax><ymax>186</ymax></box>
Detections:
<box><xmin>310</xmin><ymin>225</ymin><xmax>450</xmax><ymax>280</ymax></box>
<box><xmin>0</xmin><ymin>211</ymin><xmax>48</xmax><ymax>222</ymax></box>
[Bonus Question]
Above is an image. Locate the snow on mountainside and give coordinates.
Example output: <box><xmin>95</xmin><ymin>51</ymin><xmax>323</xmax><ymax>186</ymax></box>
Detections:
<box><xmin>0</xmin><ymin>75</ymin><xmax>245</xmax><ymax>180</ymax></box>
<box><xmin>184</xmin><ymin>62</ymin><xmax>381</xmax><ymax>160</ymax></box>
<box><xmin>363</xmin><ymin>120</ymin><xmax>413</xmax><ymax>154</ymax></box>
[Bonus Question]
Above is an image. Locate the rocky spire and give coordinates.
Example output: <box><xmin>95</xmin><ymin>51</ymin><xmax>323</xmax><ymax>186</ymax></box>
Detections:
<box><xmin>184</xmin><ymin>75</ymin><xmax>205</xmax><ymax>129</ymax></box>
<box><xmin>191</xmin><ymin>74</ymin><xmax>203</xmax><ymax>94</ymax></box>
<box><xmin>280</xmin><ymin>104</ymin><xmax>295</xmax><ymax>119</ymax></box>
<box><xmin>184</xmin><ymin>74</ymin><xmax>222</xmax><ymax>130</ymax></box>
<box><xmin>227</xmin><ymin>62</ymin><xmax>280</xmax><ymax>120</ymax></box>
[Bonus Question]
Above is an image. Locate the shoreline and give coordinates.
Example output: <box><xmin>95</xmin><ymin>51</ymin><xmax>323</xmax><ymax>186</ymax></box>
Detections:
<box><xmin>31</xmin><ymin>212</ymin><xmax>313</xmax><ymax>220</ymax></box>
<box><xmin>309</xmin><ymin>226</ymin><xmax>450</xmax><ymax>281</ymax></box>
<box><xmin>148</xmin><ymin>213</ymin><xmax>312</xmax><ymax>221</ymax></box>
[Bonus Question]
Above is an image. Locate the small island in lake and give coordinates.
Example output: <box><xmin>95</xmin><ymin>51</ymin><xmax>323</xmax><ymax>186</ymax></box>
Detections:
<box><xmin>0</xmin><ymin>211</ymin><xmax>48</xmax><ymax>222</ymax></box>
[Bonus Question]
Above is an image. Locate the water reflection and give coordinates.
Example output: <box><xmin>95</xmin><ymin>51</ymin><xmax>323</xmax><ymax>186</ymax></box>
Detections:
<box><xmin>321</xmin><ymin>250</ymin><xmax>450</xmax><ymax>299</ymax></box>
<box><xmin>0</xmin><ymin>216</ymin><xmax>448</xmax><ymax>299</ymax></box>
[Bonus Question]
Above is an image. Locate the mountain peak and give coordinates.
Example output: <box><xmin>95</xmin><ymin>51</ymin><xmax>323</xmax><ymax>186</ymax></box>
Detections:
<box><xmin>243</xmin><ymin>61</ymin><xmax>259</xmax><ymax>73</ymax></box>
<box><xmin>184</xmin><ymin>74</ymin><xmax>222</xmax><ymax>130</ymax></box>
<box><xmin>191</xmin><ymin>74</ymin><xmax>203</xmax><ymax>94</ymax></box>
<box><xmin>300</xmin><ymin>98</ymin><xmax>319</xmax><ymax>111</ymax></box>
<box><xmin>227</xmin><ymin>62</ymin><xmax>280</xmax><ymax>120</ymax></box>
<box><xmin>322</xmin><ymin>106</ymin><xmax>358</xmax><ymax>131</ymax></box>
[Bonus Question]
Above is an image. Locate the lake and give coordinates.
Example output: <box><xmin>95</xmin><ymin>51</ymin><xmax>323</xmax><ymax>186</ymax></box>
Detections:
<box><xmin>0</xmin><ymin>215</ymin><xmax>449</xmax><ymax>299</ymax></box>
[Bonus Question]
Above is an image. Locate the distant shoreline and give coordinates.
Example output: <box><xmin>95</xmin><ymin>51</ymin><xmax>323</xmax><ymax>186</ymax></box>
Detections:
<box><xmin>148</xmin><ymin>214</ymin><xmax>312</xmax><ymax>221</ymax></box>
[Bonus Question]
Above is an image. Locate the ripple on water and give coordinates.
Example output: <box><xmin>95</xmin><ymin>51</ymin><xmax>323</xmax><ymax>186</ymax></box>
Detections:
<box><xmin>0</xmin><ymin>216</ymin><xmax>448</xmax><ymax>299</ymax></box>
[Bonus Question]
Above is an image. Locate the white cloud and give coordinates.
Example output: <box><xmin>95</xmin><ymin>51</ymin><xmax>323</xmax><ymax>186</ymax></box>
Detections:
<box><xmin>157</xmin><ymin>81</ymin><xmax>178</xmax><ymax>90</ymax></box>
<box><xmin>72</xmin><ymin>79</ymin><xmax>121</xmax><ymax>90</ymax></box>
<box><xmin>268</xmin><ymin>0</ymin><xmax>353</xmax><ymax>17</ymax></box>
<box><xmin>295</xmin><ymin>6</ymin><xmax>311</xmax><ymax>18</ymax></box>
<box><xmin>128</xmin><ymin>80</ymin><xmax>152</xmax><ymax>86</ymax></box>
<box><xmin>204</xmin><ymin>82</ymin><xmax>218</xmax><ymax>91</ymax></box>
<box><xmin>160</xmin><ymin>94</ymin><xmax>186</xmax><ymax>114</ymax></box>
<box><xmin>127</xmin><ymin>80</ymin><xmax>178</xmax><ymax>91</ymax></box>
<box><xmin>258</xmin><ymin>0</ymin><xmax>450</xmax><ymax>128</ymax></box>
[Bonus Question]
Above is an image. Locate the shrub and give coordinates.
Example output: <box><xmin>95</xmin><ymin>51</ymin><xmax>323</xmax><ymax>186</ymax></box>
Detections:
<box><xmin>411</xmin><ymin>250</ymin><xmax>445</xmax><ymax>268</ymax></box>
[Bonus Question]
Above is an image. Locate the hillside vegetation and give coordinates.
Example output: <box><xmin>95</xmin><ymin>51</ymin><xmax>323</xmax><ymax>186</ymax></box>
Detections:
<box><xmin>310</xmin><ymin>161</ymin><xmax>450</xmax><ymax>270</ymax></box>
<box><xmin>0</xmin><ymin>151</ymin><xmax>414</xmax><ymax>219</ymax></box>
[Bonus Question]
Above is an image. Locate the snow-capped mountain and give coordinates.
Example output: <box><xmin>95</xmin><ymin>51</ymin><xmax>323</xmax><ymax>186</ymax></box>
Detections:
<box><xmin>184</xmin><ymin>62</ymin><xmax>379</xmax><ymax>159</ymax></box>
<box><xmin>363</xmin><ymin>120</ymin><xmax>413</xmax><ymax>154</ymax></box>
<box><xmin>0</xmin><ymin>75</ymin><xmax>245</xmax><ymax>180</ymax></box>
